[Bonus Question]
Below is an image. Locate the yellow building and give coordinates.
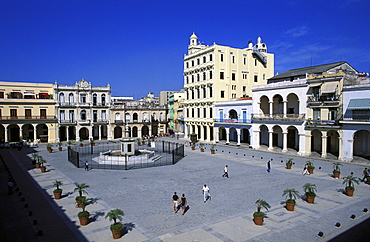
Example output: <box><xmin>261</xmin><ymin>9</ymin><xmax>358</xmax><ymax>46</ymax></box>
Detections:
<box><xmin>183</xmin><ymin>33</ymin><xmax>274</xmax><ymax>141</ymax></box>
<box><xmin>0</xmin><ymin>81</ymin><xmax>57</xmax><ymax>143</ymax></box>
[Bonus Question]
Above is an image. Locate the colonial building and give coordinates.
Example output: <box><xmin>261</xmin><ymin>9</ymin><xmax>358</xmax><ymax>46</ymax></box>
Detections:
<box><xmin>183</xmin><ymin>33</ymin><xmax>274</xmax><ymax>141</ymax></box>
<box><xmin>54</xmin><ymin>79</ymin><xmax>111</xmax><ymax>142</ymax></box>
<box><xmin>168</xmin><ymin>91</ymin><xmax>185</xmax><ymax>134</ymax></box>
<box><xmin>339</xmin><ymin>74</ymin><xmax>370</xmax><ymax>161</ymax></box>
<box><xmin>110</xmin><ymin>94</ymin><xmax>168</xmax><ymax>138</ymax></box>
<box><xmin>0</xmin><ymin>81</ymin><xmax>57</xmax><ymax>142</ymax></box>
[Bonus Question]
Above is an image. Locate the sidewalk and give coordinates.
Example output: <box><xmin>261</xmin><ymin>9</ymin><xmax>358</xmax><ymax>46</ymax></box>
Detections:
<box><xmin>1</xmin><ymin>140</ymin><xmax>370</xmax><ymax>241</ymax></box>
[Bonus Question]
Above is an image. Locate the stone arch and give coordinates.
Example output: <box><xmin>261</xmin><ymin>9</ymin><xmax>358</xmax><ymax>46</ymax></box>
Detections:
<box><xmin>260</xmin><ymin>125</ymin><xmax>269</xmax><ymax>146</ymax></box>
<box><xmin>287</xmin><ymin>93</ymin><xmax>299</xmax><ymax>116</ymax></box>
<box><xmin>79</xmin><ymin>127</ymin><xmax>89</xmax><ymax>140</ymax></box>
<box><xmin>353</xmin><ymin>130</ymin><xmax>370</xmax><ymax>159</ymax></box>
<box><xmin>132</xmin><ymin>126</ymin><xmax>138</xmax><ymax>137</ymax></box>
<box><xmin>259</xmin><ymin>96</ymin><xmax>270</xmax><ymax>117</ymax></box>
<box><xmin>311</xmin><ymin>129</ymin><xmax>322</xmax><ymax>154</ymax></box>
<box><xmin>327</xmin><ymin>130</ymin><xmax>340</xmax><ymax>156</ymax></box>
<box><xmin>133</xmin><ymin>113</ymin><xmax>138</xmax><ymax>121</ymax></box>
<box><xmin>229</xmin><ymin>127</ymin><xmax>237</xmax><ymax>142</ymax></box>
<box><xmin>142</xmin><ymin>125</ymin><xmax>149</xmax><ymax>136</ymax></box>
<box><xmin>240</xmin><ymin>128</ymin><xmax>250</xmax><ymax>144</ymax></box>
<box><xmin>287</xmin><ymin>126</ymin><xmax>299</xmax><ymax>151</ymax></box>
<box><xmin>0</xmin><ymin>125</ymin><xmax>5</xmax><ymax>141</ymax></box>
<box><xmin>272</xmin><ymin>125</ymin><xmax>283</xmax><ymax>148</ymax></box>
<box><xmin>22</xmin><ymin>124</ymin><xmax>35</xmax><ymax>141</ymax></box>
<box><xmin>229</xmin><ymin>109</ymin><xmax>238</xmax><ymax>120</ymax></box>
<box><xmin>272</xmin><ymin>94</ymin><xmax>283</xmax><ymax>116</ymax></box>
<box><xmin>114</xmin><ymin>126</ymin><xmax>122</xmax><ymax>139</ymax></box>
<box><xmin>36</xmin><ymin>124</ymin><xmax>48</xmax><ymax>142</ymax></box>
<box><xmin>8</xmin><ymin>124</ymin><xmax>21</xmax><ymax>142</ymax></box>
<box><xmin>218</xmin><ymin>126</ymin><xmax>226</xmax><ymax>141</ymax></box>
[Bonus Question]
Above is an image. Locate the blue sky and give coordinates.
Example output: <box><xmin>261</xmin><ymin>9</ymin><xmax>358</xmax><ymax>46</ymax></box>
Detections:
<box><xmin>1</xmin><ymin>0</ymin><xmax>369</xmax><ymax>98</ymax></box>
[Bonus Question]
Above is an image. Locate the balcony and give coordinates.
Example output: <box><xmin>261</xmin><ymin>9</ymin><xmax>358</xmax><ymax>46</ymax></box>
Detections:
<box><xmin>4</xmin><ymin>92</ymin><xmax>53</xmax><ymax>99</ymax></box>
<box><xmin>59</xmin><ymin>119</ymin><xmax>77</xmax><ymax>125</ymax></box>
<box><xmin>92</xmin><ymin>119</ymin><xmax>109</xmax><ymax>124</ymax></box>
<box><xmin>342</xmin><ymin>113</ymin><xmax>370</xmax><ymax>123</ymax></box>
<box><xmin>59</xmin><ymin>102</ymin><xmax>76</xmax><ymax>107</ymax></box>
<box><xmin>306</xmin><ymin>119</ymin><xmax>340</xmax><ymax>127</ymax></box>
<box><xmin>214</xmin><ymin>118</ymin><xmax>251</xmax><ymax>124</ymax></box>
<box><xmin>77</xmin><ymin>119</ymin><xmax>91</xmax><ymax>125</ymax></box>
<box><xmin>251</xmin><ymin>114</ymin><xmax>306</xmax><ymax>123</ymax></box>
<box><xmin>0</xmin><ymin>115</ymin><xmax>57</xmax><ymax>121</ymax></box>
<box><xmin>307</xmin><ymin>95</ymin><xmax>339</xmax><ymax>104</ymax></box>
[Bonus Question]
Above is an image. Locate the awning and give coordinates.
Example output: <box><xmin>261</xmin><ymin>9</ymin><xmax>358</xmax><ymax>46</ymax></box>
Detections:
<box><xmin>321</xmin><ymin>81</ymin><xmax>339</xmax><ymax>93</ymax></box>
<box><xmin>23</xmin><ymin>93</ymin><xmax>36</xmax><ymax>95</ymax></box>
<box><xmin>347</xmin><ymin>98</ymin><xmax>370</xmax><ymax>110</ymax></box>
<box><xmin>308</xmin><ymin>83</ymin><xmax>322</xmax><ymax>88</ymax></box>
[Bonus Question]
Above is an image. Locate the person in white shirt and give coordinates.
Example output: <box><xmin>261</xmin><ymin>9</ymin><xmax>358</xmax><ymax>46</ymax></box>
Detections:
<box><xmin>222</xmin><ymin>165</ymin><xmax>229</xmax><ymax>178</ymax></box>
<box><xmin>202</xmin><ymin>184</ymin><xmax>210</xmax><ymax>203</ymax></box>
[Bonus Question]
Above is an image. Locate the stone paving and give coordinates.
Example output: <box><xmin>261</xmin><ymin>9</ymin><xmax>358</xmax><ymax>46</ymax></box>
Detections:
<box><xmin>7</xmin><ymin>138</ymin><xmax>370</xmax><ymax>241</ymax></box>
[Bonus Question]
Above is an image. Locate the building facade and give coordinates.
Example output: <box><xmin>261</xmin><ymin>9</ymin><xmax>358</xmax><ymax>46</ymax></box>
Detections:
<box><xmin>183</xmin><ymin>33</ymin><xmax>274</xmax><ymax>141</ymax></box>
<box><xmin>54</xmin><ymin>79</ymin><xmax>111</xmax><ymax>142</ymax></box>
<box><xmin>0</xmin><ymin>81</ymin><xmax>57</xmax><ymax>143</ymax></box>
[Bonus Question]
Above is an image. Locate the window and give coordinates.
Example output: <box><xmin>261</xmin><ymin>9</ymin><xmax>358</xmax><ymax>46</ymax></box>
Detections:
<box><xmin>243</xmin><ymin>74</ymin><xmax>247</xmax><ymax>79</ymax></box>
<box><xmin>203</xmin><ymin>108</ymin><xmax>206</xmax><ymax>118</ymax></box>
<box><xmin>313</xmin><ymin>108</ymin><xmax>320</xmax><ymax>120</ymax></box>
<box><xmin>191</xmin><ymin>108</ymin><xmax>194</xmax><ymax>118</ymax></box>
<box><xmin>232</xmin><ymin>73</ymin><xmax>236</xmax><ymax>80</ymax></box>
<box><xmin>191</xmin><ymin>89</ymin><xmax>194</xmax><ymax>99</ymax></box>
<box><xmin>69</xmin><ymin>110</ymin><xmax>74</xmax><ymax>122</ymax></box>
<box><xmin>220</xmin><ymin>90</ymin><xmax>225</xmax><ymax>98</ymax></box>
<box><xmin>80</xmin><ymin>110</ymin><xmax>86</xmax><ymax>120</ymax></box>
<box><xmin>197</xmin><ymin>108</ymin><xmax>200</xmax><ymax>118</ymax></box>
<box><xmin>263</xmin><ymin>74</ymin><xmax>266</xmax><ymax>80</ymax></box>
<box><xmin>220</xmin><ymin>54</ymin><xmax>224</xmax><ymax>62</ymax></box>
<box><xmin>186</xmin><ymin>76</ymin><xmax>189</xmax><ymax>84</ymax></box>
<box><xmin>80</xmin><ymin>94</ymin><xmax>86</xmax><ymax>103</ymax></box>
<box><xmin>0</xmin><ymin>92</ymin><xmax>3</xmax><ymax>98</ymax></box>
<box><xmin>39</xmin><ymin>93</ymin><xmax>49</xmax><ymax>99</ymax></box>
<box><xmin>209</xmin><ymin>86</ymin><xmax>213</xmax><ymax>98</ymax></box>
<box><xmin>40</xmin><ymin>109</ymin><xmax>46</xmax><ymax>119</ymax></box>
<box><xmin>25</xmin><ymin>109</ymin><xmax>32</xmax><ymax>119</ymax></box>
<box><xmin>186</xmin><ymin>62</ymin><xmax>189</xmax><ymax>68</ymax></box>
<box><xmin>59</xmin><ymin>93</ymin><xmax>65</xmax><ymax>103</ymax></box>
<box><xmin>203</xmin><ymin>87</ymin><xmax>206</xmax><ymax>98</ymax></box>
<box><xmin>203</xmin><ymin>72</ymin><xmax>206</xmax><ymax>80</ymax></box>
<box><xmin>102</xmin><ymin>94</ymin><xmax>106</xmax><ymax>105</ymax></box>
<box><xmin>10</xmin><ymin>109</ymin><xmax>17</xmax><ymax>119</ymax></box>
<box><xmin>210</xmin><ymin>54</ymin><xmax>213</xmax><ymax>61</ymax></box>
<box><xmin>232</xmin><ymin>56</ymin><xmax>235</xmax><ymax>63</ymax></box>
<box><xmin>93</xmin><ymin>110</ymin><xmax>98</xmax><ymax>122</ymax></box>
<box><xmin>220</xmin><ymin>72</ymin><xmax>224</xmax><ymax>80</ymax></box>
<box><xmin>60</xmin><ymin>110</ymin><xmax>65</xmax><ymax>121</ymax></box>
<box><xmin>254</xmin><ymin>75</ymin><xmax>258</xmax><ymax>82</ymax></box>
<box><xmin>192</xmin><ymin>75</ymin><xmax>194</xmax><ymax>83</ymax></box>
<box><xmin>244</xmin><ymin>58</ymin><xmax>246</xmax><ymax>65</ymax></box>
<box><xmin>255</xmin><ymin>59</ymin><xmax>257</xmax><ymax>66</ymax></box>
<box><xmin>69</xmin><ymin>93</ymin><xmax>74</xmax><ymax>104</ymax></box>
<box><xmin>210</xmin><ymin>108</ymin><xmax>213</xmax><ymax>118</ymax></box>
<box><xmin>243</xmin><ymin>86</ymin><xmax>246</xmax><ymax>92</ymax></box>
<box><xmin>192</xmin><ymin>60</ymin><xmax>194</xmax><ymax>66</ymax></box>
<box><xmin>232</xmin><ymin>93</ymin><xmax>236</xmax><ymax>99</ymax></box>
<box><xmin>197</xmin><ymin>74</ymin><xmax>200</xmax><ymax>82</ymax></box>
<box><xmin>209</xmin><ymin>70</ymin><xmax>213</xmax><ymax>79</ymax></box>
<box><xmin>232</xmin><ymin>85</ymin><xmax>236</xmax><ymax>90</ymax></box>
<box><xmin>93</xmin><ymin>94</ymin><xmax>97</xmax><ymax>105</ymax></box>
<box><xmin>203</xmin><ymin>56</ymin><xmax>206</xmax><ymax>63</ymax></box>
<box><xmin>197</xmin><ymin>58</ymin><xmax>200</xmax><ymax>65</ymax></box>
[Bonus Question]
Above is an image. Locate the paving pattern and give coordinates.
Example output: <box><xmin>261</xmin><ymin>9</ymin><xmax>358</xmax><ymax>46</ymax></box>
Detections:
<box><xmin>2</xmin><ymin>138</ymin><xmax>370</xmax><ymax>241</ymax></box>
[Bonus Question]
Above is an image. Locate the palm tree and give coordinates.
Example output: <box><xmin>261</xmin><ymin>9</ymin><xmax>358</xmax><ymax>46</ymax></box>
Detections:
<box><xmin>302</xmin><ymin>183</ymin><xmax>317</xmax><ymax>197</ymax></box>
<box><xmin>74</xmin><ymin>182</ymin><xmax>89</xmax><ymax>197</ymax></box>
<box><xmin>31</xmin><ymin>153</ymin><xmax>39</xmax><ymax>161</ymax></box>
<box><xmin>77</xmin><ymin>196</ymin><xmax>93</xmax><ymax>218</ymax></box>
<box><xmin>105</xmin><ymin>209</ymin><xmax>125</xmax><ymax>225</ymax></box>
<box><xmin>332</xmin><ymin>162</ymin><xmax>343</xmax><ymax>172</ymax></box>
<box><xmin>343</xmin><ymin>176</ymin><xmax>359</xmax><ymax>190</ymax></box>
<box><xmin>255</xmin><ymin>199</ymin><xmax>271</xmax><ymax>214</ymax></box>
<box><xmin>282</xmin><ymin>188</ymin><xmax>300</xmax><ymax>203</ymax></box>
<box><xmin>53</xmin><ymin>180</ymin><xmax>63</xmax><ymax>192</ymax></box>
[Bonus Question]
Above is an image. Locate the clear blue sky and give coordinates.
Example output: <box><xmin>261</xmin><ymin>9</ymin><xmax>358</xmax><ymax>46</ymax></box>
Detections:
<box><xmin>1</xmin><ymin>0</ymin><xmax>369</xmax><ymax>99</ymax></box>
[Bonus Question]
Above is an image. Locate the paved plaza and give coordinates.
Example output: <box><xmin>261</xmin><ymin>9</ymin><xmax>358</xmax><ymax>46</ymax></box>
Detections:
<box><xmin>1</xmin><ymin>138</ymin><xmax>370</xmax><ymax>241</ymax></box>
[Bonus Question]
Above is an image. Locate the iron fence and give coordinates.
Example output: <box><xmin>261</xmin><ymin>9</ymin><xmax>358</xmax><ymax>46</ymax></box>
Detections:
<box><xmin>67</xmin><ymin>140</ymin><xmax>184</xmax><ymax>170</ymax></box>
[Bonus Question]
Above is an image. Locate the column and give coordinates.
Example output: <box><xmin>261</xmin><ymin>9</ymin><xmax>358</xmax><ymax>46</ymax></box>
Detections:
<box><xmin>269</xmin><ymin>101</ymin><xmax>273</xmax><ymax>117</ymax></box>
<box><xmin>98</xmin><ymin>125</ymin><xmax>102</xmax><ymax>140</ymax></box>
<box><xmin>215</xmin><ymin>130</ymin><xmax>219</xmax><ymax>143</ymax></box>
<box><xmin>321</xmin><ymin>131</ymin><xmax>328</xmax><ymax>158</ymax></box>
<box><xmin>226</xmin><ymin>127</ymin><xmax>230</xmax><ymax>144</ymax></box>
<box><xmin>107</xmin><ymin>124</ymin><xmax>112</xmax><ymax>140</ymax></box>
<box><xmin>184</xmin><ymin>123</ymin><xmax>189</xmax><ymax>138</ymax></box>
<box><xmin>19</xmin><ymin>128</ymin><xmax>23</xmax><ymax>140</ymax></box>
<box><xmin>252</xmin><ymin>130</ymin><xmax>260</xmax><ymax>149</ymax></box>
<box><xmin>282</xmin><ymin>132</ymin><xmax>288</xmax><ymax>152</ymax></box>
<box><xmin>283</xmin><ymin>101</ymin><xmax>288</xmax><ymax>118</ymax></box>
<box><xmin>268</xmin><ymin>131</ymin><xmax>274</xmax><ymax>151</ymax></box>
<box><xmin>4</xmin><ymin>128</ymin><xmax>8</xmax><ymax>142</ymax></box>
<box><xmin>66</xmin><ymin>126</ymin><xmax>69</xmax><ymax>141</ymax></box>
<box><xmin>338</xmin><ymin>137</ymin><xmax>343</xmax><ymax>161</ymax></box>
<box><xmin>237</xmin><ymin>128</ymin><xmax>241</xmax><ymax>146</ymax></box>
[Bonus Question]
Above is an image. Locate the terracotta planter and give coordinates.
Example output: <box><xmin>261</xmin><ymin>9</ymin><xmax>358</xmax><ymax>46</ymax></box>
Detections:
<box><xmin>80</xmin><ymin>144</ymin><xmax>83</xmax><ymax>147</ymax></box>
<box><xmin>48</xmin><ymin>149</ymin><xmax>52</xmax><ymax>153</ymax></box>
<box><xmin>79</xmin><ymin>216</ymin><xmax>89</xmax><ymax>226</ymax></box>
<box><xmin>286</xmin><ymin>164</ymin><xmax>292</xmax><ymax>169</ymax></box>
<box><xmin>306</xmin><ymin>196</ymin><xmax>315</xmax><ymax>204</ymax></box>
<box><xmin>286</xmin><ymin>202</ymin><xmax>295</xmax><ymax>211</ymax></box>
<box><xmin>308</xmin><ymin>168</ymin><xmax>314</xmax><ymax>174</ymax></box>
<box><xmin>35</xmin><ymin>163</ymin><xmax>40</xmax><ymax>168</ymax></box>
<box><xmin>54</xmin><ymin>192</ymin><xmax>62</xmax><ymax>200</ymax></box>
<box><xmin>346</xmin><ymin>188</ymin><xmax>354</xmax><ymax>197</ymax></box>
<box><xmin>91</xmin><ymin>143</ymin><xmax>95</xmax><ymax>146</ymax></box>
<box><xmin>333</xmin><ymin>172</ymin><xmax>340</xmax><ymax>179</ymax></box>
<box><xmin>211</xmin><ymin>150</ymin><xmax>215</xmax><ymax>154</ymax></box>
<box><xmin>253</xmin><ymin>216</ymin><xmax>264</xmax><ymax>226</ymax></box>
<box><xmin>191</xmin><ymin>147</ymin><xmax>195</xmax><ymax>150</ymax></box>
<box><xmin>40</xmin><ymin>166</ymin><xmax>46</xmax><ymax>173</ymax></box>
<box><xmin>200</xmin><ymin>148</ymin><xmax>204</xmax><ymax>152</ymax></box>
<box><xmin>111</xmin><ymin>229</ymin><xmax>122</xmax><ymax>239</ymax></box>
<box><xmin>58</xmin><ymin>147</ymin><xmax>62</xmax><ymax>151</ymax></box>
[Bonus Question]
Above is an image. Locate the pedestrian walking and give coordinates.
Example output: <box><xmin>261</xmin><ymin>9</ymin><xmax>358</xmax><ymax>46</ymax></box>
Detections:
<box><xmin>222</xmin><ymin>165</ymin><xmax>229</xmax><ymax>178</ymax></box>
<box><xmin>172</xmin><ymin>192</ymin><xmax>179</xmax><ymax>213</ymax></box>
<box><xmin>180</xmin><ymin>194</ymin><xmax>187</xmax><ymax>215</ymax></box>
<box><xmin>302</xmin><ymin>164</ymin><xmax>310</xmax><ymax>175</ymax></box>
<box><xmin>203</xmin><ymin>184</ymin><xmax>211</xmax><ymax>203</ymax></box>
<box><xmin>267</xmin><ymin>160</ymin><xmax>271</xmax><ymax>173</ymax></box>
<box><xmin>85</xmin><ymin>161</ymin><xmax>89</xmax><ymax>171</ymax></box>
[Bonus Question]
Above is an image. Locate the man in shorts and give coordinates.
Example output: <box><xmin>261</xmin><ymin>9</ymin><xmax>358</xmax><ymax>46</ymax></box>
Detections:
<box><xmin>172</xmin><ymin>192</ymin><xmax>179</xmax><ymax>213</ymax></box>
<box><xmin>203</xmin><ymin>184</ymin><xmax>210</xmax><ymax>203</ymax></box>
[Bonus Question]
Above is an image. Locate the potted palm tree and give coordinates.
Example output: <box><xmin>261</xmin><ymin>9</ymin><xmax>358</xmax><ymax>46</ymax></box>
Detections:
<box><xmin>306</xmin><ymin>161</ymin><xmax>315</xmax><ymax>174</ymax></box>
<box><xmin>302</xmin><ymin>183</ymin><xmax>317</xmax><ymax>204</ymax></box>
<box><xmin>191</xmin><ymin>142</ymin><xmax>196</xmax><ymax>150</ymax></box>
<box><xmin>74</xmin><ymin>182</ymin><xmax>90</xmax><ymax>207</ymax></box>
<box><xmin>67</xmin><ymin>140</ymin><xmax>73</xmax><ymax>148</ymax></box>
<box><xmin>332</xmin><ymin>162</ymin><xmax>343</xmax><ymax>179</ymax></box>
<box><xmin>77</xmin><ymin>197</ymin><xmax>93</xmax><ymax>226</ymax></box>
<box><xmin>47</xmin><ymin>143</ymin><xmax>53</xmax><ymax>153</ymax></box>
<box><xmin>35</xmin><ymin>155</ymin><xmax>42</xmax><ymax>168</ymax></box>
<box><xmin>199</xmin><ymin>143</ymin><xmax>205</xmax><ymax>152</ymax></box>
<box><xmin>31</xmin><ymin>153</ymin><xmax>39</xmax><ymax>165</ymax></box>
<box><xmin>53</xmin><ymin>180</ymin><xmax>63</xmax><ymax>199</ymax></box>
<box><xmin>210</xmin><ymin>144</ymin><xmax>216</xmax><ymax>154</ymax></box>
<box><xmin>90</xmin><ymin>139</ymin><xmax>95</xmax><ymax>146</ymax></box>
<box><xmin>137</xmin><ymin>138</ymin><xmax>141</xmax><ymax>146</ymax></box>
<box><xmin>105</xmin><ymin>209</ymin><xmax>125</xmax><ymax>239</ymax></box>
<box><xmin>282</xmin><ymin>188</ymin><xmax>300</xmax><ymax>211</ymax></box>
<box><xmin>57</xmin><ymin>142</ymin><xmax>63</xmax><ymax>151</ymax></box>
<box><xmin>343</xmin><ymin>175</ymin><xmax>360</xmax><ymax>197</ymax></box>
<box><xmin>39</xmin><ymin>158</ymin><xmax>47</xmax><ymax>173</ymax></box>
<box><xmin>253</xmin><ymin>199</ymin><xmax>271</xmax><ymax>226</ymax></box>
<box><xmin>286</xmin><ymin>158</ymin><xmax>293</xmax><ymax>169</ymax></box>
